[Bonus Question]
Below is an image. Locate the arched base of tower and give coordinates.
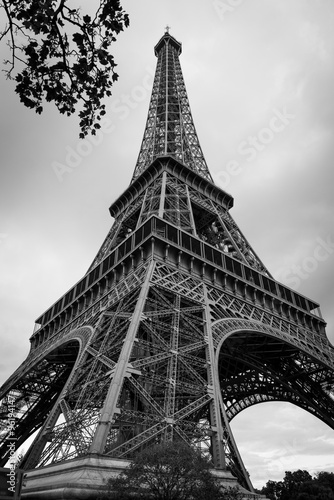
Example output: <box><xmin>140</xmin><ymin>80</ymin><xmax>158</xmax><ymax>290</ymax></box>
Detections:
<box><xmin>20</xmin><ymin>456</ymin><xmax>266</xmax><ymax>500</ymax></box>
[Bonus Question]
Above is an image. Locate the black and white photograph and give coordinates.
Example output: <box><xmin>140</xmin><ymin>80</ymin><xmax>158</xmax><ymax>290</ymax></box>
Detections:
<box><xmin>0</xmin><ymin>1</ymin><xmax>333</xmax><ymax>498</ymax></box>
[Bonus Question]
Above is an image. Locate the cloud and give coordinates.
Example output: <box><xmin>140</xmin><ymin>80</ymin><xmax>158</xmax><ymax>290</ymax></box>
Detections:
<box><xmin>231</xmin><ymin>402</ymin><xmax>334</xmax><ymax>487</ymax></box>
<box><xmin>0</xmin><ymin>0</ymin><xmax>333</xmax><ymax>490</ymax></box>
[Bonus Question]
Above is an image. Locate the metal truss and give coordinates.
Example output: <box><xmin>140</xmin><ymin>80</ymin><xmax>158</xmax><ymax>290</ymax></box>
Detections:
<box><xmin>132</xmin><ymin>32</ymin><xmax>213</xmax><ymax>182</ymax></box>
<box><xmin>2</xmin><ymin>250</ymin><xmax>332</xmax><ymax>492</ymax></box>
<box><xmin>89</xmin><ymin>158</ymin><xmax>271</xmax><ymax>278</ymax></box>
<box><xmin>0</xmin><ymin>30</ymin><xmax>333</xmax><ymax>499</ymax></box>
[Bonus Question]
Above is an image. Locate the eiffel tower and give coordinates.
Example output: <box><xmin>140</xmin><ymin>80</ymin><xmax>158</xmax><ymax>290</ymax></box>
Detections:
<box><xmin>1</xmin><ymin>30</ymin><xmax>334</xmax><ymax>499</ymax></box>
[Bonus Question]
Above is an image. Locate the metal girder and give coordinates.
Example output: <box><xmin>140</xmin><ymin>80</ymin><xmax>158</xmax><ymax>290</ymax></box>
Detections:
<box><xmin>132</xmin><ymin>34</ymin><xmax>213</xmax><ymax>182</ymax></box>
<box><xmin>1</xmin><ymin>224</ymin><xmax>333</xmax><ymax>495</ymax></box>
<box><xmin>0</xmin><ymin>341</ymin><xmax>79</xmax><ymax>466</ymax></box>
<box><xmin>0</xmin><ymin>30</ymin><xmax>333</xmax><ymax>500</ymax></box>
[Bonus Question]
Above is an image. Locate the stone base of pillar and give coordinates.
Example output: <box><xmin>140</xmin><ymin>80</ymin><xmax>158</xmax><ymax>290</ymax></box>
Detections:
<box><xmin>21</xmin><ymin>455</ymin><xmax>267</xmax><ymax>500</ymax></box>
<box><xmin>22</xmin><ymin>455</ymin><xmax>128</xmax><ymax>500</ymax></box>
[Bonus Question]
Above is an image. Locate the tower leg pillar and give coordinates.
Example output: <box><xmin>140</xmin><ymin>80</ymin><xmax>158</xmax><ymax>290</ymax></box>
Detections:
<box><xmin>90</xmin><ymin>261</ymin><xmax>155</xmax><ymax>455</ymax></box>
<box><xmin>203</xmin><ymin>286</ymin><xmax>226</xmax><ymax>469</ymax></box>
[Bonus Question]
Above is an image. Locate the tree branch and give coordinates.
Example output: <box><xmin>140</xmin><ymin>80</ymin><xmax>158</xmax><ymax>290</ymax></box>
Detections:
<box><xmin>2</xmin><ymin>0</ymin><xmax>16</xmax><ymax>76</ymax></box>
<box><xmin>0</xmin><ymin>0</ymin><xmax>129</xmax><ymax>136</ymax></box>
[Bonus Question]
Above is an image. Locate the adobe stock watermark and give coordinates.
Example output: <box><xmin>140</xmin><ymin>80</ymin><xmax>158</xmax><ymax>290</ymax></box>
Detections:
<box><xmin>275</xmin><ymin>235</ymin><xmax>334</xmax><ymax>289</ymax></box>
<box><xmin>268</xmin><ymin>438</ymin><xmax>299</xmax><ymax>475</ymax></box>
<box><xmin>52</xmin><ymin>117</ymin><xmax>115</xmax><ymax>182</ymax></box>
<box><xmin>52</xmin><ymin>66</ymin><xmax>155</xmax><ymax>183</ymax></box>
<box><xmin>5</xmin><ymin>394</ymin><xmax>17</xmax><ymax>493</ymax></box>
<box><xmin>212</xmin><ymin>107</ymin><xmax>295</xmax><ymax>189</ymax></box>
<box><xmin>109</xmin><ymin>65</ymin><xmax>155</xmax><ymax>121</ymax></box>
<box><xmin>212</xmin><ymin>0</ymin><xmax>245</xmax><ymax>21</ymax></box>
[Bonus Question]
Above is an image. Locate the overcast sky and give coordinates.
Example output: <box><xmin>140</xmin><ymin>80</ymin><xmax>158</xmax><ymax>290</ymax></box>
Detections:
<box><xmin>0</xmin><ymin>0</ymin><xmax>334</xmax><ymax>490</ymax></box>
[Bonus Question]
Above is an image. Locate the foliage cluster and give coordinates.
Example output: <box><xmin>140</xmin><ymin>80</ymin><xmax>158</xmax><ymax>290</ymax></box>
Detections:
<box><xmin>0</xmin><ymin>0</ymin><xmax>129</xmax><ymax>137</ymax></box>
<box><xmin>255</xmin><ymin>469</ymin><xmax>334</xmax><ymax>500</ymax></box>
<box><xmin>107</xmin><ymin>441</ymin><xmax>242</xmax><ymax>500</ymax></box>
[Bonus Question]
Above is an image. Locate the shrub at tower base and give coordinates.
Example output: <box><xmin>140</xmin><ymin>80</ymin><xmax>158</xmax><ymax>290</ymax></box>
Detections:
<box><xmin>106</xmin><ymin>441</ymin><xmax>242</xmax><ymax>500</ymax></box>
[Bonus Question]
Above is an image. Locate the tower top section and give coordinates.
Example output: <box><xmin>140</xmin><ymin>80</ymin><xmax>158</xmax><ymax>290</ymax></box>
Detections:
<box><xmin>154</xmin><ymin>31</ymin><xmax>182</xmax><ymax>57</ymax></box>
<box><xmin>132</xmin><ymin>32</ymin><xmax>213</xmax><ymax>183</ymax></box>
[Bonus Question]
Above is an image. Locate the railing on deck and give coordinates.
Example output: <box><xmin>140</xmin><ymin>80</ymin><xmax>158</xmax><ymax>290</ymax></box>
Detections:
<box><xmin>32</xmin><ymin>216</ymin><xmax>323</xmax><ymax>336</ymax></box>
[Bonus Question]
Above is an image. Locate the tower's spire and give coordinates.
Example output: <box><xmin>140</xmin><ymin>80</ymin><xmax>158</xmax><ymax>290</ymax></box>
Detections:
<box><xmin>132</xmin><ymin>32</ymin><xmax>213</xmax><ymax>183</ymax></box>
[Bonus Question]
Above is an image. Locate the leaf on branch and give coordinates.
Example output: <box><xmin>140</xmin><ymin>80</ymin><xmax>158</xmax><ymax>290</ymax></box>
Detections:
<box><xmin>0</xmin><ymin>0</ymin><xmax>130</xmax><ymax>137</ymax></box>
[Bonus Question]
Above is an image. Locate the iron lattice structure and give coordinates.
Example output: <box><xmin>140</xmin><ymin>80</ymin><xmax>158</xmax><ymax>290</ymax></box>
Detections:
<box><xmin>132</xmin><ymin>33</ymin><xmax>213</xmax><ymax>182</ymax></box>
<box><xmin>1</xmin><ymin>32</ymin><xmax>334</xmax><ymax>496</ymax></box>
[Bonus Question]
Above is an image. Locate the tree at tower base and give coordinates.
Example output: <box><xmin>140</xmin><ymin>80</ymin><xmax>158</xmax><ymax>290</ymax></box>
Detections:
<box><xmin>20</xmin><ymin>455</ymin><xmax>268</xmax><ymax>500</ymax></box>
